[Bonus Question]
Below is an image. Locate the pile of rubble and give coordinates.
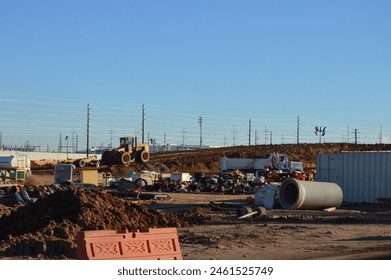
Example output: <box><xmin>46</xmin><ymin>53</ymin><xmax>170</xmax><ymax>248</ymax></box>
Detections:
<box><xmin>0</xmin><ymin>187</ymin><xmax>190</xmax><ymax>259</ymax></box>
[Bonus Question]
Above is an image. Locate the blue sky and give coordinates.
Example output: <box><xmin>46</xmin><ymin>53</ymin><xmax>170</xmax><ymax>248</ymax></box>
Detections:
<box><xmin>1</xmin><ymin>0</ymin><xmax>390</xmax><ymax>151</ymax></box>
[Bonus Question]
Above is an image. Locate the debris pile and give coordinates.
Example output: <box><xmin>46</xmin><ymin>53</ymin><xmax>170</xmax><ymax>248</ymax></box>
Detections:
<box><xmin>0</xmin><ymin>187</ymin><xmax>189</xmax><ymax>259</ymax></box>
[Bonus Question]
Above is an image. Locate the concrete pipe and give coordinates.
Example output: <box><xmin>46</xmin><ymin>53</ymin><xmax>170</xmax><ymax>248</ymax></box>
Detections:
<box><xmin>278</xmin><ymin>178</ymin><xmax>343</xmax><ymax>210</ymax></box>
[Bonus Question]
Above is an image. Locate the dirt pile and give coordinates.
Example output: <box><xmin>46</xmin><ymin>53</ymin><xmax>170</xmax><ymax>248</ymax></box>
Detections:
<box><xmin>0</xmin><ymin>187</ymin><xmax>189</xmax><ymax>259</ymax></box>
<box><xmin>144</xmin><ymin>143</ymin><xmax>391</xmax><ymax>173</ymax></box>
<box><xmin>0</xmin><ymin>204</ymin><xmax>11</xmax><ymax>218</ymax></box>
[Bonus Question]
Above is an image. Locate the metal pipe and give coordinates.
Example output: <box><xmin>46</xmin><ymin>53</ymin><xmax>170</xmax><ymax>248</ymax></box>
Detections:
<box><xmin>279</xmin><ymin>178</ymin><xmax>343</xmax><ymax>210</ymax></box>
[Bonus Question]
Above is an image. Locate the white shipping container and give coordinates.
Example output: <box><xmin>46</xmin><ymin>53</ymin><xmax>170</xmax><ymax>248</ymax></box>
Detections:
<box><xmin>316</xmin><ymin>151</ymin><xmax>391</xmax><ymax>203</ymax></box>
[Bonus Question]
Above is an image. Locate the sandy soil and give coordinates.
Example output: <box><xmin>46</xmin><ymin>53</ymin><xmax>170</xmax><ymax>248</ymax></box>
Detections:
<box><xmin>151</xmin><ymin>193</ymin><xmax>391</xmax><ymax>260</ymax></box>
<box><xmin>1</xmin><ymin>187</ymin><xmax>391</xmax><ymax>260</ymax></box>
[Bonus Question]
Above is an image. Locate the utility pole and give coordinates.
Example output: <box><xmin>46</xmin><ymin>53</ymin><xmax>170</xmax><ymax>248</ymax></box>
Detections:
<box><xmin>232</xmin><ymin>126</ymin><xmax>237</xmax><ymax>146</ymax></box>
<box><xmin>255</xmin><ymin>130</ymin><xmax>258</xmax><ymax>145</ymax></box>
<box><xmin>72</xmin><ymin>128</ymin><xmax>75</xmax><ymax>153</ymax></box>
<box><xmin>354</xmin><ymin>129</ymin><xmax>359</xmax><ymax>144</ymax></box>
<box><xmin>297</xmin><ymin>116</ymin><xmax>300</xmax><ymax>144</ymax></box>
<box><xmin>264</xmin><ymin>126</ymin><xmax>268</xmax><ymax>145</ymax></box>
<box><xmin>110</xmin><ymin>128</ymin><xmax>113</xmax><ymax>149</ymax></box>
<box><xmin>59</xmin><ymin>133</ymin><xmax>62</xmax><ymax>153</ymax></box>
<box><xmin>248</xmin><ymin>118</ymin><xmax>252</xmax><ymax>146</ymax></box>
<box><xmin>198</xmin><ymin>116</ymin><xmax>203</xmax><ymax>149</ymax></box>
<box><xmin>86</xmin><ymin>104</ymin><xmax>91</xmax><ymax>157</ymax></box>
<box><xmin>347</xmin><ymin>124</ymin><xmax>350</xmax><ymax>143</ymax></box>
<box><xmin>65</xmin><ymin>136</ymin><xmax>69</xmax><ymax>159</ymax></box>
<box><xmin>270</xmin><ymin>131</ymin><xmax>272</xmax><ymax>145</ymax></box>
<box><xmin>182</xmin><ymin>127</ymin><xmax>186</xmax><ymax>148</ymax></box>
<box><xmin>380</xmin><ymin>124</ymin><xmax>383</xmax><ymax>144</ymax></box>
<box><xmin>141</xmin><ymin>104</ymin><xmax>145</xmax><ymax>144</ymax></box>
<box><xmin>164</xmin><ymin>132</ymin><xmax>166</xmax><ymax>152</ymax></box>
<box><xmin>147</xmin><ymin>131</ymin><xmax>150</xmax><ymax>145</ymax></box>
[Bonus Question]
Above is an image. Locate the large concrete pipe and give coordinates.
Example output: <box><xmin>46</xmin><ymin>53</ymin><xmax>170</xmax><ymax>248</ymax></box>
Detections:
<box><xmin>278</xmin><ymin>178</ymin><xmax>343</xmax><ymax>210</ymax></box>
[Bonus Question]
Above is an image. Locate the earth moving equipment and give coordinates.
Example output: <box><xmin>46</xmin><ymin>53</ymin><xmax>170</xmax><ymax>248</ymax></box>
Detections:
<box><xmin>220</xmin><ymin>152</ymin><xmax>304</xmax><ymax>182</ymax></box>
<box><xmin>101</xmin><ymin>136</ymin><xmax>150</xmax><ymax>165</ymax></box>
<box><xmin>77</xmin><ymin>155</ymin><xmax>100</xmax><ymax>168</ymax></box>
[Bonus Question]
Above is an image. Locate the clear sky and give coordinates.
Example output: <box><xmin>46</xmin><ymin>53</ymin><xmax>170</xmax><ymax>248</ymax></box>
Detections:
<box><xmin>1</xmin><ymin>0</ymin><xmax>390</xmax><ymax>151</ymax></box>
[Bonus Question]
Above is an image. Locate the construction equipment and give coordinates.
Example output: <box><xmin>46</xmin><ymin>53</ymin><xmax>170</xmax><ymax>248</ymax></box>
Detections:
<box><xmin>220</xmin><ymin>152</ymin><xmax>304</xmax><ymax>182</ymax></box>
<box><xmin>77</xmin><ymin>155</ymin><xmax>100</xmax><ymax>168</ymax></box>
<box><xmin>101</xmin><ymin>136</ymin><xmax>150</xmax><ymax>165</ymax></box>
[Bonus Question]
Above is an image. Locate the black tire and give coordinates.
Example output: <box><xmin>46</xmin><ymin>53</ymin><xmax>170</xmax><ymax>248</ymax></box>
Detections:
<box><xmin>102</xmin><ymin>150</ymin><xmax>115</xmax><ymax>165</ymax></box>
<box><xmin>79</xmin><ymin>159</ymin><xmax>87</xmax><ymax>168</ymax></box>
<box><xmin>135</xmin><ymin>179</ymin><xmax>147</xmax><ymax>188</ymax></box>
<box><xmin>129</xmin><ymin>153</ymin><xmax>136</xmax><ymax>163</ymax></box>
<box><xmin>116</xmin><ymin>152</ymin><xmax>131</xmax><ymax>164</ymax></box>
<box><xmin>136</xmin><ymin>150</ymin><xmax>150</xmax><ymax>163</ymax></box>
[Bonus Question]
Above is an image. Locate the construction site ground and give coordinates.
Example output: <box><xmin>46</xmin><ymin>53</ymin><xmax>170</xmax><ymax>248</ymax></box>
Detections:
<box><xmin>1</xmin><ymin>143</ymin><xmax>391</xmax><ymax>260</ymax></box>
<box><xmin>1</xmin><ymin>187</ymin><xmax>391</xmax><ymax>260</ymax></box>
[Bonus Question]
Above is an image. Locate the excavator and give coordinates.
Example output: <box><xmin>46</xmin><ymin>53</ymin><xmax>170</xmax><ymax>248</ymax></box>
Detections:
<box><xmin>101</xmin><ymin>136</ymin><xmax>150</xmax><ymax>165</ymax></box>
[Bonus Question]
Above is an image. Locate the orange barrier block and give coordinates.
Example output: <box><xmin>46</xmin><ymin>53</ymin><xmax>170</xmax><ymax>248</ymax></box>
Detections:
<box><xmin>77</xmin><ymin>228</ymin><xmax>182</xmax><ymax>260</ymax></box>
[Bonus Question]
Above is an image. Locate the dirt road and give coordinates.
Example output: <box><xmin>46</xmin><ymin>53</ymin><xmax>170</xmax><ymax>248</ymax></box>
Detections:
<box><xmin>149</xmin><ymin>193</ymin><xmax>391</xmax><ymax>260</ymax></box>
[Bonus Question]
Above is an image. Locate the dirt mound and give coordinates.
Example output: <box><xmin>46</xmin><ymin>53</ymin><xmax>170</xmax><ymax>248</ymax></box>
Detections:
<box><xmin>0</xmin><ymin>204</ymin><xmax>11</xmax><ymax>218</ymax></box>
<box><xmin>0</xmin><ymin>187</ymin><xmax>188</xmax><ymax>259</ymax></box>
<box><xmin>144</xmin><ymin>143</ymin><xmax>391</xmax><ymax>173</ymax></box>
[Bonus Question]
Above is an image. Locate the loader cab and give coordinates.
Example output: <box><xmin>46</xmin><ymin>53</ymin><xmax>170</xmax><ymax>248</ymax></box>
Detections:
<box><xmin>119</xmin><ymin>136</ymin><xmax>137</xmax><ymax>152</ymax></box>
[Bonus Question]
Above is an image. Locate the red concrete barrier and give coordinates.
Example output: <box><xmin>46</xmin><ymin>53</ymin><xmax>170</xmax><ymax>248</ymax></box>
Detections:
<box><xmin>77</xmin><ymin>228</ymin><xmax>182</xmax><ymax>260</ymax></box>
